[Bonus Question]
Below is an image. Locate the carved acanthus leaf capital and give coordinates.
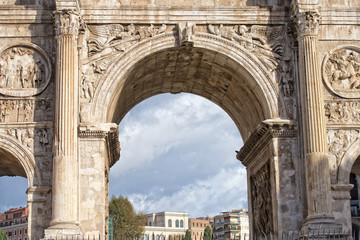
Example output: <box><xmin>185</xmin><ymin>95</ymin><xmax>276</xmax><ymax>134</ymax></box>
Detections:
<box><xmin>54</xmin><ymin>9</ymin><xmax>81</xmax><ymax>36</ymax></box>
<box><xmin>293</xmin><ymin>11</ymin><xmax>321</xmax><ymax>37</ymax></box>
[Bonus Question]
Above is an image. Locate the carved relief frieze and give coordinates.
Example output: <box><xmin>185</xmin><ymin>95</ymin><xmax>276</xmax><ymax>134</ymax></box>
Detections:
<box><xmin>278</xmin><ymin>140</ymin><xmax>297</xmax><ymax>200</ymax></box>
<box><xmin>325</xmin><ymin>101</ymin><xmax>360</xmax><ymax>124</ymax></box>
<box><xmin>0</xmin><ymin>46</ymin><xmax>52</xmax><ymax>97</ymax></box>
<box><xmin>207</xmin><ymin>24</ymin><xmax>287</xmax><ymax>72</ymax></box>
<box><xmin>0</xmin><ymin>99</ymin><xmax>52</xmax><ymax>123</ymax></box>
<box><xmin>327</xmin><ymin>129</ymin><xmax>360</xmax><ymax>182</ymax></box>
<box><xmin>86</xmin><ymin>23</ymin><xmax>168</xmax><ymax>61</ymax></box>
<box><xmin>3</xmin><ymin>127</ymin><xmax>52</xmax><ymax>154</ymax></box>
<box><xmin>251</xmin><ymin>163</ymin><xmax>273</xmax><ymax>235</ymax></box>
<box><xmin>323</xmin><ymin>46</ymin><xmax>360</xmax><ymax>98</ymax></box>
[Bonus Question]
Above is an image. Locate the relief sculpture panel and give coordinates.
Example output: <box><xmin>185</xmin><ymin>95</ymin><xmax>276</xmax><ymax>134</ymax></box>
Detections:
<box><xmin>323</xmin><ymin>46</ymin><xmax>360</xmax><ymax>98</ymax></box>
<box><xmin>0</xmin><ymin>45</ymin><xmax>51</xmax><ymax>97</ymax></box>
<box><xmin>251</xmin><ymin>163</ymin><xmax>273</xmax><ymax>235</ymax></box>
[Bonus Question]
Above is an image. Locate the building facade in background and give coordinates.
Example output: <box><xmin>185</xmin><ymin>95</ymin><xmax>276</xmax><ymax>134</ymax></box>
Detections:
<box><xmin>144</xmin><ymin>212</ymin><xmax>189</xmax><ymax>240</ymax></box>
<box><xmin>0</xmin><ymin>206</ymin><xmax>28</xmax><ymax>240</ymax></box>
<box><xmin>188</xmin><ymin>217</ymin><xmax>213</xmax><ymax>240</ymax></box>
<box><xmin>214</xmin><ymin>210</ymin><xmax>249</xmax><ymax>240</ymax></box>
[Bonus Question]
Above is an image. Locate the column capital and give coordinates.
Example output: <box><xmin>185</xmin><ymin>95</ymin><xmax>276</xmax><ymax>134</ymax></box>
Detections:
<box><xmin>54</xmin><ymin>9</ymin><xmax>80</xmax><ymax>36</ymax></box>
<box><xmin>293</xmin><ymin>11</ymin><xmax>321</xmax><ymax>37</ymax></box>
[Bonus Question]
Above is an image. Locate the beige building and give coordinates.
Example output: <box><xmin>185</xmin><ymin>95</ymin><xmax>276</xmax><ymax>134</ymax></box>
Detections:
<box><xmin>189</xmin><ymin>218</ymin><xmax>213</xmax><ymax>240</ymax></box>
<box><xmin>214</xmin><ymin>210</ymin><xmax>249</xmax><ymax>240</ymax></box>
<box><xmin>144</xmin><ymin>212</ymin><xmax>189</xmax><ymax>240</ymax></box>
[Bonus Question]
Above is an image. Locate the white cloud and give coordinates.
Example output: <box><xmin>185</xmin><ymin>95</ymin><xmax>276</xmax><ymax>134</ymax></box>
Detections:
<box><xmin>110</xmin><ymin>93</ymin><xmax>242</xmax><ymax>177</ymax></box>
<box><xmin>109</xmin><ymin>93</ymin><xmax>246</xmax><ymax>218</ymax></box>
<box><xmin>127</xmin><ymin>166</ymin><xmax>248</xmax><ymax>217</ymax></box>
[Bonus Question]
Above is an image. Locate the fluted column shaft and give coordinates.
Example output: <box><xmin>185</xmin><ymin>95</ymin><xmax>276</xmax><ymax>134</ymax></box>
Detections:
<box><xmin>47</xmin><ymin>9</ymin><xmax>81</xmax><ymax>235</ymax></box>
<box><xmin>294</xmin><ymin>11</ymin><xmax>337</xmax><ymax>228</ymax></box>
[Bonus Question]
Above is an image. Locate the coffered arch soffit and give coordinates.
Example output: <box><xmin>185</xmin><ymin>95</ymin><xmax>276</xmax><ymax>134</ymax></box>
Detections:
<box><xmin>89</xmin><ymin>33</ymin><xmax>280</xmax><ymax>140</ymax></box>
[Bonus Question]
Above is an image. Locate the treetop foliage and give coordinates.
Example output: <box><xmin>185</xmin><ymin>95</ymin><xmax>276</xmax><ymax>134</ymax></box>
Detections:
<box><xmin>109</xmin><ymin>196</ymin><xmax>146</xmax><ymax>239</ymax></box>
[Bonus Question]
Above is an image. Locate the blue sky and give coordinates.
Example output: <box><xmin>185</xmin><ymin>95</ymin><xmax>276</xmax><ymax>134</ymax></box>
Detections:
<box><xmin>0</xmin><ymin>93</ymin><xmax>248</xmax><ymax>218</ymax></box>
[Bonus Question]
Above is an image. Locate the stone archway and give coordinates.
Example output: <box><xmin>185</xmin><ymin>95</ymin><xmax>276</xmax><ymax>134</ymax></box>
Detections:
<box><xmin>76</xmin><ymin>23</ymin><xmax>304</xmax><ymax>237</ymax></box>
<box><xmin>85</xmin><ymin>32</ymin><xmax>280</xmax><ymax>138</ymax></box>
<box><xmin>0</xmin><ymin>133</ymin><xmax>51</xmax><ymax>239</ymax></box>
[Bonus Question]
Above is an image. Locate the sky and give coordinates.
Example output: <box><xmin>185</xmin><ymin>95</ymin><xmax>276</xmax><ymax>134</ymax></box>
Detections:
<box><xmin>0</xmin><ymin>92</ymin><xmax>248</xmax><ymax>218</ymax></box>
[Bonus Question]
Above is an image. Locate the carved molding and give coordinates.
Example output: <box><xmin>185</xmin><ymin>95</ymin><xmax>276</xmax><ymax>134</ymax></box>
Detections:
<box><xmin>331</xmin><ymin>184</ymin><xmax>353</xmax><ymax>200</ymax></box>
<box><xmin>0</xmin><ymin>45</ymin><xmax>52</xmax><ymax>97</ymax></box>
<box><xmin>237</xmin><ymin>119</ymin><xmax>297</xmax><ymax>166</ymax></box>
<box><xmin>322</xmin><ymin>46</ymin><xmax>360</xmax><ymax>99</ymax></box>
<box><xmin>78</xmin><ymin>124</ymin><xmax>120</xmax><ymax>167</ymax></box>
<box><xmin>293</xmin><ymin>11</ymin><xmax>321</xmax><ymax>37</ymax></box>
<box><xmin>54</xmin><ymin>9</ymin><xmax>81</xmax><ymax>36</ymax></box>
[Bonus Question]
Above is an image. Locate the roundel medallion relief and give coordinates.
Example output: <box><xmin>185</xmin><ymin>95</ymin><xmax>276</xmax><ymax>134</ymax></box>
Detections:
<box><xmin>0</xmin><ymin>45</ymin><xmax>51</xmax><ymax>97</ymax></box>
<box><xmin>323</xmin><ymin>46</ymin><xmax>360</xmax><ymax>99</ymax></box>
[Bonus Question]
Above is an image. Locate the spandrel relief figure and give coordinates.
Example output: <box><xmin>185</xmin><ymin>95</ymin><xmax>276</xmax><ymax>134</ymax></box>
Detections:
<box><xmin>0</xmin><ymin>46</ymin><xmax>51</xmax><ymax>97</ymax></box>
<box><xmin>207</xmin><ymin>24</ymin><xmax>282</xmax><ymax>71</ymax></box>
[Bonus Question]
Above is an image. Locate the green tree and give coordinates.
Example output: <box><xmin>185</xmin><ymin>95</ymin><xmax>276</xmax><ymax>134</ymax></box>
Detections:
<box><xmin>109</xmin><ymin>196</ymin><xmax>146</xmax><ymax>239</ymax></box>
<box><xmin>184</xmin><ymin>230</ymin><xmax>191</xmax><ymax>240</ymax></box>
<box><xmin>203</xmin><ymin>226</ymin><xmax>212</xmax><ymax>240</ymax></box>
<box><xmin>0</xmin><ymin>230</ymin><xmax>7</xmax><ymax>240</ymax></box>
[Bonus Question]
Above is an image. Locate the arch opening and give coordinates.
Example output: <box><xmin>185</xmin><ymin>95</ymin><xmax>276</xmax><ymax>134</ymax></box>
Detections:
<box><xmin>109</xmin><ymin>93</ymin><xmax>249</xmax><ymax>239</ymax></box>
<box><xmin>104</xmin><ymin>45</ymin><xmax>276</xmax><ymax>141</ymax></box>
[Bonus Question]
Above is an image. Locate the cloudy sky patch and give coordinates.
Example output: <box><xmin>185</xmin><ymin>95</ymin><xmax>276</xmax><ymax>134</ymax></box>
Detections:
<box><xmin>110</xmin><ymin>93</ymin><xmax>247</xmax><ymax>217</ymax></box>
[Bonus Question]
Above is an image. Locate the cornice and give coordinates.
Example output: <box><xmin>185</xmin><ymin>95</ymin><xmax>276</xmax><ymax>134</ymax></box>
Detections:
<box><xmin>0</xmin><ymin>6</ymin><xmax>358</xmax><ymax>25</ymax></box>
<box><xmin>237</xmin><ymin>119</ymin><xmax>297</xmax><ymax>167</ymax></box>
<box><xmin>79</xmin><ymin>123</ymin><xmax>120</xmax><ymax>167</ymax></box>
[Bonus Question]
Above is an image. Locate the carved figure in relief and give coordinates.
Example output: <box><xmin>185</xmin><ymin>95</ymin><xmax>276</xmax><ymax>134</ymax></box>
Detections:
<box><xmin>280</xmin><ymin>63</ymin><xmax>293</xmax><ymax>97</ymax></box>
<box><xmin>177</xmin><ymin>22</ymin><xmax>196</xmax><ymax>46</ymax></box>
<box><xmin>39</xmin><ymin>129</ymin><xmax>49</xmax><ymax>152</ymax></box>
<box><xmin>323</xmin><ymin>48</ymin><xmax>360</xmax><ymax>97</ymax></box>
<box><xmin>325</xmin><ymin>101</ymin><xmax>360</xmax><ymax>124</ymax></box>
<box><xmin>0</xmin><ymin>46</ymin><xmax>49</xmax><ymax>96</ymax></box>
<box><xmin>6</xmin><ymin>128</ymin><xmax>34</xmax><ymax>149</ymax></box>
<box><xmin>87</xmin><ymin>23</ymin><xmax>167</xmax><ymax>59</ymax></box>
<box><xmin>251</xmin><ymin>164</ymin><xmax>273</xmax><ymax>235</ymax></box>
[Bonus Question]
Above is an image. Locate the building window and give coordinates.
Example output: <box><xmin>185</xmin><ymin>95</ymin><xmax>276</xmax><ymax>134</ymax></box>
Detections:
<box><xmin>14</xmin><ymin>230</ymin><xmax>16</xmax><ymax>236</ymax></box>
<box><xmin>25</xmin><ymin>229</ymin><xmax>27</xmax><ymax>234</ymax></box>
<box><xmin>168</xmin><ymin>219</ymin><xmax>172</xmax><ymax>227</ymax></box>
<box><xmin>8</xmin><ymin>232</ymin><xmax>12</xmax><ymax>236</ymax></box>
<box><xmin>20</xmin><ymin>230</ymin><xmax>22</xmax><ymax>235</ymax></box>
<box><xmin>180</xmin><ymin>220</ymin><xmax>183</xmax><ymax>228</ymax></box>
<box><xmin>175</xmin><ymin>220</ymin><xmax>179</xmax><ymax>228</ymax></box>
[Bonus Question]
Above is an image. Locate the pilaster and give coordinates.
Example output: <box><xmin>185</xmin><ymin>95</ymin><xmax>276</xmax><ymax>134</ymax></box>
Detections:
<box><xmin>292</xmin><ymin>5</ymin><xmax>342</xmax><ymax>232</ymax></box>
<box><xmin>45</xmin><ymin>9</ymin><xmax>82</xmax><ymax>238</ymax></box>
<box><xmin>78</xmin><ymin>123</ymin><xmax>120</xmax><ymax>238</ymax></box>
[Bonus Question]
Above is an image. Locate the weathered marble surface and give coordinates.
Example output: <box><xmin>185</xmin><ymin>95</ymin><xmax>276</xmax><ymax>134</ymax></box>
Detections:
<box><xmin>0</xmin><ymin>0</ymin><xmax>358</xmax><ymax>238</ymax></box>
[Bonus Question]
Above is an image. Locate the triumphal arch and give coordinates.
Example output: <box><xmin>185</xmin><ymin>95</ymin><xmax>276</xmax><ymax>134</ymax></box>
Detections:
<box><xmin>0</xmin><ymin>0</ymin><xmax>359</xmax><ymax>238</ymax></box>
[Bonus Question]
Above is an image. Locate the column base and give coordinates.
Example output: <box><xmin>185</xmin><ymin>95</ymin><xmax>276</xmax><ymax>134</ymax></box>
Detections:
<box><xmin>45</xmin><ymin>222</ymin><xmax>82</xmax><ymax>239</ymax></box>
<box><xmin>302</xmin><ymin>214</ymin><xmax>342</xmax><ymax>234</ymax></box>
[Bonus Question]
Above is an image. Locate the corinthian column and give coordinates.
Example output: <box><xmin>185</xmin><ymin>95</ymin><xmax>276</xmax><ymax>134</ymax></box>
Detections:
<box><xmin>293</xmin><ymin>10</ymin><xmax>341</xmax><ymax>231</ymax></box>
<box><xmin>45</xmin><ymin>9</ymin><xmax>82</xmax><ymax>237</ymax></box>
